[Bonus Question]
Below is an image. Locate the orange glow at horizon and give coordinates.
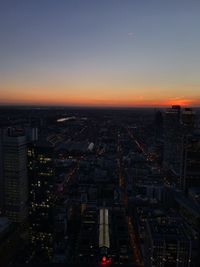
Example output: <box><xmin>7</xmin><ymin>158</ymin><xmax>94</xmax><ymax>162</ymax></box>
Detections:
<box><xmin>0</xmin><ymin>82</ymin><xmax>200</xmax><ymax>107</ymax></box>
<box><xmin>162</xmin><ymin>98</ymin><xmax>197</xmax><ymax>107</ymax></box>
<box><xmin>0</xmin><ymin>94</ymin><xmax>199</xmax><ymax>107</ymax></box>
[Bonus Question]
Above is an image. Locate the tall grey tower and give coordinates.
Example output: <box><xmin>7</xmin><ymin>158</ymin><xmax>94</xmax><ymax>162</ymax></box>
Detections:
<box><xmin>1</xmin><ymin>128</ymin><xmax>28</xmax><ymax>223</ymax></box>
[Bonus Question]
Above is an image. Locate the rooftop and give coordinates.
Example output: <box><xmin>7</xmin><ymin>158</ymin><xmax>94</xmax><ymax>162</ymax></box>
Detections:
<box><xmin>0</xmin><ymin>217</ymin><xmax>11</xmax><ymax>233</ymax></box>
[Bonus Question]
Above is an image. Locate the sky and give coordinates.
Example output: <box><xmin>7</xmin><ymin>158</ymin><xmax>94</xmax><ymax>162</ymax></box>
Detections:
<box><xmin>0</xmin><ymin>0</ymin><xmax>200</xmax><ymax>107</ymax></box>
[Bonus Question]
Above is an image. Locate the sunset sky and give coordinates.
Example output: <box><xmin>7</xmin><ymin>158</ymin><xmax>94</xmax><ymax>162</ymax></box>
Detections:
<box><xmin>0</xmin><ymin>0</ymin><xmax>200</xmax><ymax>107</ymax></box>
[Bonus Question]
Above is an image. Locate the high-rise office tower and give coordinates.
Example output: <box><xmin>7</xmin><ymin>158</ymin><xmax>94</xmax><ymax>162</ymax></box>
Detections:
<box><xmin>28</xmin><ymin>140</ymin><xmax>55</xmax><ymax>261</ymax></box>
<box><xmin>181</xmin><ymin>108</ymin><xmax>196</xmax><ymax>130</ymax></box>
<box><xmin>180</xmin><ymin>133</ymin><xmax>200</xmax><ymax>194</ymax></box>
<box><xmin>154</xmin><ymin>110</ymin><xmax>163</xmax><ymax>140</ymax></box>
<box><xmin>163</xmin><ymin>106</ymin><xmax>182</xmax><ymax>176</ymax></box>
<box><xmin>1</xmin><ymin>128</ymin><xmax>28</xmax><ymax>223</ymax></box>
<box><xmin>145</xmin><ymin>220</ymin><xmax>197</xmax><ymax>267</ymax></box>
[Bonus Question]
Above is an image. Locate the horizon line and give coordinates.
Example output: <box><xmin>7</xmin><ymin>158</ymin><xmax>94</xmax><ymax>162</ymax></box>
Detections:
<box><xmin>0</xmin><ymin>103</ymin><xmax>199</xmax><ymax>109</ymax></box>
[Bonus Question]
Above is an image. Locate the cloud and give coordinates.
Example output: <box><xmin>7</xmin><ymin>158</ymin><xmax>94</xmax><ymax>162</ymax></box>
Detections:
<box><xmin>164</xmin><ymin>97</ymin><xmax>199</xmax><ymax>107</ymax></box>
<box><xmin>128</xmin><ymin>32</ymin><xmax>134</xmax><ymax>37</ymax></box>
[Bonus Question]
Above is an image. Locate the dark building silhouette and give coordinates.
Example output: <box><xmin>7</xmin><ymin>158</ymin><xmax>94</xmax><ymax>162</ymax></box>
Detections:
<box><xmin>181</xmin><ymin>108</ymin><xmax>196</xmax><ymax>132</ymax></box>
<box><xmin>0</xmin><ymin>128</ymin><xmax>28</xmax><ymax>223</ymax></box>
<box><xmin>154</xmin><ymin>110</ymin><xmax>163</xmax><ymax>140</ymax></box>
<box><xmin>180</xmin><ymin>133</ymin><xmax>200</xmax><ymax>194</ymax></box>
<box><xmin>0</xmin><ymin>129</ymin><xmax>4</xmax><ymax>213</ymax></box>
<box><xmin>0</xmin><ymin>217</ymin><xmax>20</xmax><ymax>266</ymax></box>
<box><xmin>163</xmin><ymin>106</ymin><xmax>182</xmax><ymax>177</ymax></box>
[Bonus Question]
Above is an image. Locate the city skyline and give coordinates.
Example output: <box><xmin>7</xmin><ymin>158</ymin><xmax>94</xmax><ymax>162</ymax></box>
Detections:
<box><xmin>1</xmin><ymin>0</ymin><xmax>200</xmax><ymax>107</ymax></box>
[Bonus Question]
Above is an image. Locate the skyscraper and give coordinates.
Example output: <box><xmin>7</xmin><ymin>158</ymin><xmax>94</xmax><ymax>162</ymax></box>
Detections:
<box><xmin>163</xmin><ymin>106</ymin><xmax>182</xmax><ymax>177</ymax></box>
<box><xmin>28</xmin><ymin>140</ymin><xmax>55</xmax><ymax>261</ymax></box>
<box><xmin>145</xmin><ymin>219</ymin><xmax>196</xmax><ymax>267</ymax></box>
<box><xmin>180</xmin><ymin>133</ymin><xmax>200</xmax><ymax>194</ymax></box>
<box><xmin>154</xmin><ymin>110</ymin><xmax>163</xmax><ymax>141</ymax></box>
<box><xmin>181</xmin><ymin>108</ymin><xmax>196</xmax><ymax>132</ymax></box>
<box><xmin>1</xmin><ymin>128</ymin><xmax>28</xmax><ymax>223</ymax></box>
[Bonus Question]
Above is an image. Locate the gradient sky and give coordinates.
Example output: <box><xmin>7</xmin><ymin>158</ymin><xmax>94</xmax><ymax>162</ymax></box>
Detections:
<box><xmin>0</xmin><ymin>0</ymin><xmax>200</xmax><ymax>107</ymax></box>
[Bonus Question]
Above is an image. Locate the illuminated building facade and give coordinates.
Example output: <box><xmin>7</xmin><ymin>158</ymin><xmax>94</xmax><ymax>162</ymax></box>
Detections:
<box><xmin>99</xmin><ymin>207</ymin><xmax>110</xmax><ymax>263</ymax></box>
<box><xmin>145</xmin><ymin>220</ymin><xmax>195</xmax><ymax>267</ymax></box>
<box><xmin>28</xmin><ymin>141</ymin><xmax>55</xmax><ymax>261</ymax></box>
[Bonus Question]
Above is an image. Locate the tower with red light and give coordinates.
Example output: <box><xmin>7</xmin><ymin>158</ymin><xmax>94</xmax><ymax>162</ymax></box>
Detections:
<box><xmin>98</xmin><ymin>208</ymin><xmax>111</xmax><ymax>265</ymax></box>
